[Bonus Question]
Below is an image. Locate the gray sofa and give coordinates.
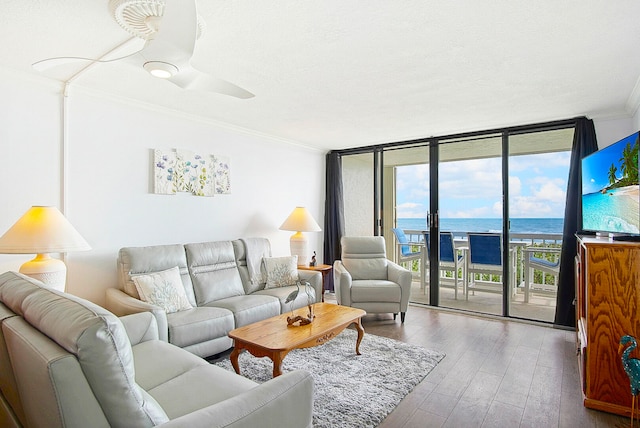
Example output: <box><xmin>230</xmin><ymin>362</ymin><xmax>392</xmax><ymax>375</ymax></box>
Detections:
<box><xmin>106</xmin><ymin>238</ymin><xmax>322</xmax><ymax>358</ymax></box>
<box><xmin>0</xmin><ymin>271</ymin><xmax>313</xmax><ymax>428</ymax></box>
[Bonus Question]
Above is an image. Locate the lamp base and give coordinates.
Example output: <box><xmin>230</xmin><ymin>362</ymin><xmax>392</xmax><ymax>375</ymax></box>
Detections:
<box><xmin>289</xmin><ymin>232</ymin><xmax>309</xmax><ymax>266</ymax></box>
<box><xmin>19</xmin><ymin>254</ymin><xmax>67</xmax><ymax>292</ymax></box>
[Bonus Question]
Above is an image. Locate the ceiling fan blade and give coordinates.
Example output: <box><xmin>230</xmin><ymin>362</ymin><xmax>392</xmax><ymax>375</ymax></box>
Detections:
<box><xmin>33</xmin><ymin>2</ymin><xmax>254</xmax><ymax>100</ymax></box>
<box><xmin>168</xmin><ymin>65</ymin><xmax>254</xmax><ymax>99</ymax></box>
<box><xmin>141</xmin><ymin>0</ymin><xmax>197</xmax><ymax>63</ymax></box>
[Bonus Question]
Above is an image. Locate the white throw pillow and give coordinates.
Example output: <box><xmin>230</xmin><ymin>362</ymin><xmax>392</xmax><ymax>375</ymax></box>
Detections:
<box><xmin>263</xmin><ymin>256</ymin><xmax>299</xmax><ymax>288</ymax></box>
<box><xmin>131</xmin><ymin>266</ymin><xmax>193</xmax><ymax>313</ymax></box>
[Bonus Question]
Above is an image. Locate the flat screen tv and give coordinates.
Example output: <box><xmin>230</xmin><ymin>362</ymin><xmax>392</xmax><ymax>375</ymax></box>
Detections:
<box><xmin>581</xmin><ymin>131</ymin><xmax>640</xmax><ymax>239</ymax></box>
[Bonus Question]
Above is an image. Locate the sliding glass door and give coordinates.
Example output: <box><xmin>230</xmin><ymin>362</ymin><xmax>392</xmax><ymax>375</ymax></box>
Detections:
<box><xmin>437</xmin><ymin>135</ymin><xmax>504</xmax><ymax>316</ymax></box>
<box><xmin>507</xmin><ymin>128</ymin><xmax>573</xmax><ymax>322</ymax></box>
<box><xmin>383</xmin><ymin>146</ymin><xmax>430</xmax><ymax>305</ymax></box>
<box><xmin>337</xmin><ymin>119</ymin><xmax>577</xmax><ymax>322</ymax></box>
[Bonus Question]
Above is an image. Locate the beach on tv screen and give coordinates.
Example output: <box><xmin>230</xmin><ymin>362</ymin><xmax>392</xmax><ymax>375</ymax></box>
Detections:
<box><xmin>581</xmin><ymin>132</ymin><xmax>640</xmax><ymax>234</ymax></box>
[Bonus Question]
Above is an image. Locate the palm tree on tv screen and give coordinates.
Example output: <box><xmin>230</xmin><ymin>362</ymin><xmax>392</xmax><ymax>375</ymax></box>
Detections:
<box><xmin>619</xmin><ymin>139</ymin><xmax>639</xmax><ymax>185</ymax></box>
<box><xmin>608</xmin><ymin>164</ymin><xmax>618</xmax><ymax>185</ymax></box>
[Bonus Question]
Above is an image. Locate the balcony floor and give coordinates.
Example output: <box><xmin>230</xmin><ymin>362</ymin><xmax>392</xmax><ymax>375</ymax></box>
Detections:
<box><xmin>409</xmin><ymin>280</ymin><xmax>557</xmax><ymax>323</ymax></box>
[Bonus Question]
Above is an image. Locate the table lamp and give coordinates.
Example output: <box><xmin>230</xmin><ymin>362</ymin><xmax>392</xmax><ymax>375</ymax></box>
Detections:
<box><xmin>279</xmin><ymin>207</ymin><xmax>321</xmax><ymax>267</ymax></box>
<box><xmin>0</xmin><ymin>206</ymin><xmax>91</xmax><ymax>291</ymax></box>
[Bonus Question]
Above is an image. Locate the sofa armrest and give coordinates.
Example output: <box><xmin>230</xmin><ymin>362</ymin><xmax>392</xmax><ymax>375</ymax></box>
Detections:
<box><xmin>119</xmin><ymin>312</ymin><xmax>159</xmax><ymax>345</ymax></box>
<box><xmin>105</xmin><ymin>288</ymin><xmax>169</xmax><ymax>342</ymax></box>
<box><xmin>297</xmin><ymin>271</ymin><xmax>323</xmax><ymax>303</ymax></box>
<box><xmin>157</xmin><ymin>370</ymin><xmax>313</xmax><ymax>428</ymax></box>
<box><xmin>387</xmin><ymin>261</ymin><xmax>412</xmax><ymax>311</ymax></box>
<box><xmin>332</xmin><ymin>261</ymin><xmax>352</xmax><ymax>306</ymax></box>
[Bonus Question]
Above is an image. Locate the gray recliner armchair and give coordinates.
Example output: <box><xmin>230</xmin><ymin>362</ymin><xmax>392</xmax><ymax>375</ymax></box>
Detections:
<box><xmin>333</xmin><ymin>236</ymin><xmax>412</xmax><ymax>322</ymax></box>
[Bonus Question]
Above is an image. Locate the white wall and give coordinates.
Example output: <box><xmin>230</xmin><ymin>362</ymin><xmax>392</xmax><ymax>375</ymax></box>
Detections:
<box><xmin>0</xmin><ymin>72</ymin><xmax>64</xmax><ymax>275</ymax></box>
<box><xmin>593</xmin><ymin>116</ymin><xmax>636</xmax><ymax>149</ymax></box>
<box><xmin>0</xmin><ymin>68</ymin><xmax>325</xmax><ymax>305</ymax></box>
<box><xmin>342</xmin><ymin>154</ymin><xmax>374</xmax><ymax>236</ymax></box>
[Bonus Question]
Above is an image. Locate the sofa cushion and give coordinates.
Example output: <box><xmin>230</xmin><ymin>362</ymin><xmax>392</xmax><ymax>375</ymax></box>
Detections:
<box><xmin>132</xmin><ymin>266</ymin><xmax>193</xmax><ymax>314</ymax></box>
<box><xmin>0</xmin><ymin>303</ymin><xmax>25</xmax><ymax>426</ymax></box>
<box><xmin>350</xmin><ymin>279</ymin><xmax>401</xmax><ymax>303</ymax></box>
<box><xmin>206</xmin><ymin>295</ymin><xmax>280</xmax><ymax>327</ymax></box>
<box><xmin>147</xmin><ymin>364</ymin><xmax>258</xmax><ymax>420</ymax></box>
<box><xmin>118</xmin><ymin>244</ymin><xmax>197</xmax><ymax>307</ymax></box>
<box><xmin>0</xmin><ymin>272</ymin><xmax>169</xmax><ymax>427</ymax></box>
<box><xmin>185</xmin><ymin>241</ymin><xmax>246</xmax><ymax>305</ymax></box>
<box><xmin>256</xmin><ymin>284</ymin><xmax>316</xmax><ymax>313</ymax></box>
<box><xmin>166</xmin><ymin>306</ymin><xmax>234</xmax><ymax>349</ymax></box>
<box><xmin>132</xmin><ymin>340</ymin><xmax>209</xmax><ymax>391</ymax></box>
<box><xmin>3</xmin><ymin>316</ymin><xmax>111</xmax><ymax>428</ymax></box>
<box><xmin>263</xmin><ymin>256</ymin><xmax>299</xmax><ymax>288</ymax></box>
<box><xmin>132</xmin><ymin>339</ymin><xmax>258</xmax><ymax>419</ymax></box>
<box><xmin>341</xmin><ymin>236</ymin><xmax>389</xmax><ymax>280</ymax></box>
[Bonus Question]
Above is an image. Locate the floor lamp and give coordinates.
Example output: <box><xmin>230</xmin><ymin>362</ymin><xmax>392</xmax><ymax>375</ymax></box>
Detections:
<box><xmin>279</xmin><ymin>207</ymin><xmax>321</xmax><ymax>267</ymax></box>
<box><xmin>0</xmin><ymin>206</ymin><xmax>91</xmax><ymax>292</ymax></box>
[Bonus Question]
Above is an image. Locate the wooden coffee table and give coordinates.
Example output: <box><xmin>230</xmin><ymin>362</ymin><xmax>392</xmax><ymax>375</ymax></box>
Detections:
<box><xmin>228</xmin><ymin>303</ymin><xmax>366</xmax><ymax>378</ymax></box>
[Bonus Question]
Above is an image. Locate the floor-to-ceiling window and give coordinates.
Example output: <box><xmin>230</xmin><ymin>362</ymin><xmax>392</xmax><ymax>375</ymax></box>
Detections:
<box><xmin>338</xmin><ymin>119</ymin><xmax>576</xmax><ymax>322</ymax></box>
<box><xmin>507</xmin><ymin>128</ymin><xmax>572</xmax><ymax>322</ymax></box>
<box><xmin>383</xmin><ymin>145</ymin><xmax>430</xmax><ymax>303</ymax></box>
<box><xmin>436</xmin><ymin>134</ymin><xmax>504</xmax><ymax>316</ymax></box>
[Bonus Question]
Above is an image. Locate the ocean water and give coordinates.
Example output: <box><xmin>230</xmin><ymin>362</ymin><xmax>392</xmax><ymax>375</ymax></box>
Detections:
<box><xmin>397</xmin><ymin>218</ymin><xmax>564</xmax><ymax>234</ymax></box>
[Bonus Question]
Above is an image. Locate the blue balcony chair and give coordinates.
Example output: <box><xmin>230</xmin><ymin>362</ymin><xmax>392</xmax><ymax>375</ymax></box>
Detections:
<box><xmin>424</xmin><ymin>232</ymin><xmax>465</xmax><ymax>299</ymax></box>
<box><xmin>466</xmin><ymin>233</ymin><xmax>504</xmax><ymax>300</ymax></box>
<box><xmin>523</xmin><ymin>247</ymin><xmax>560</xmax><ymax>303</ymax></box>
<box><xmin>391</xmin><ymin>228</ymin><xmax>424</xmax><ymax>289</ymax></box>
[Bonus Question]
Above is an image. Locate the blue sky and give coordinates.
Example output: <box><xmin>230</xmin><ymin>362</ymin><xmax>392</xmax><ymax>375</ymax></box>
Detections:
<box><xmin>582</xmin><ymin>133</ymin><xmax>637</xmax><ymax>194</ymax></box>
<box><xmin>395</xmin><ymin>152</ymin><xmax>571</xmax><ymax>219</ymax></box>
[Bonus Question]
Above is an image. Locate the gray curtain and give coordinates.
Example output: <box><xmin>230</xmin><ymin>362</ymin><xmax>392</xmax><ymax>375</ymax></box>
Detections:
<box><xmin>554</xmin><ymin>118</ymin><xmax>598</xmax><ymax>327</ymax></box>
<box><xmin>323</xmin><ymin>152</ymin><xmax>344</xmax><ymax>292</ymax></box>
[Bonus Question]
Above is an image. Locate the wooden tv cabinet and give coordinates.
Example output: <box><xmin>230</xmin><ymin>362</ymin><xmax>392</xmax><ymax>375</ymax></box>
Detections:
<box><xmin>575</xmin><ymin>235</ymin><xmax>640</xmax><ymax>417</ymax></box>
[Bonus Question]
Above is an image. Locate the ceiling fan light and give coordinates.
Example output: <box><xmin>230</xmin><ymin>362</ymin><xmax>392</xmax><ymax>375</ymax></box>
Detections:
<box><xmin>143</xmin><ymin>61</ymin><xmax>178</xmax><ymax>78</ymax></box>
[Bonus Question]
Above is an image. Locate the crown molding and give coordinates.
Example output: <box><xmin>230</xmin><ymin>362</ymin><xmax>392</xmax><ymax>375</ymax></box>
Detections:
<box><xmin>65</xmin><ymin>84</ymin><xmax>326</xmax><ymax>154</ymax></box>
<box><xmin>626</xmin><ymin>73</ymin><xmax>640</xmax><ymax>118</ymax></box>
<box><xmin>0</xmin><ymin>65</ymin><xmax>324</xmax><ymax>153</ymax></box>
<box><xmin>0</xmin><ymin>65</ymin><xmax>65</xmax><ymax>92</ymax></box>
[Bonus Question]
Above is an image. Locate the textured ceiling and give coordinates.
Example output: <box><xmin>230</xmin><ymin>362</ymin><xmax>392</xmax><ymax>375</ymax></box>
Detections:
<box><xmin>1</xmin><ymin>1</ymin><xmax>639</xmax><ymax>152</ymax></box>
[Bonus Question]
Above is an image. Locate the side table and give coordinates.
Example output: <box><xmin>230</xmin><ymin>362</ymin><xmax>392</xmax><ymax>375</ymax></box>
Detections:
<box><xmin>298</xmin><ymin>264</ymin><xmax>333</xmax><ymax>302</ymax></box>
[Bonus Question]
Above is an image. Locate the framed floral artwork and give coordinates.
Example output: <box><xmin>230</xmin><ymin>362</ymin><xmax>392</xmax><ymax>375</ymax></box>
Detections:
<box><xmin>213</xmin><ymin>155</ymin><xmax>231</xmax><ymax>194</ymax></box>
<box><xmin>154</xmin><ymin>149</ymin><xmax>177</xmax><ymax>195</ymax></box>
<box><xmin>153</xmin><ymin>149</ymin><xmax>231</xmax><ymax>196</ymax></box>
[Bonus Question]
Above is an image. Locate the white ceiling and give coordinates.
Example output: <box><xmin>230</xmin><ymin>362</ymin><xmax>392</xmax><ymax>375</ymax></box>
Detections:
<box><xmin>2</xmin><ymin>1</ymin><xmax>640</xmax><ymax>152</ymax></box>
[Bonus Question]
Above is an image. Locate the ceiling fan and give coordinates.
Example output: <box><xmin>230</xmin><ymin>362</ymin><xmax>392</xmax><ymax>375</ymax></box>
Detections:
<box><xmin>32</xmin><ymin>0</ymin><xmax>254</xmax><ymax>99</ymax></box>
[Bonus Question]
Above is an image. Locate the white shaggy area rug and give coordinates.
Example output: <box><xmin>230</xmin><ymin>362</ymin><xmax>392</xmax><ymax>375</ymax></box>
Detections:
<box><xmin>214</xmin><ymin>329</ymin><xmax>445</xmax><ymax>428</ymax></box>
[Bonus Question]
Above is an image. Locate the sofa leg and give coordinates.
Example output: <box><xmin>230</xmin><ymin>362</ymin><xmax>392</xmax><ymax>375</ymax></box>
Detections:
<box><xmin>400</xmin><ymin>312</ymin><xmax>406</xmax><ymax>323</ymax></box>
<box><xmin>393</xmin><ymin>313</ymin><xmax>397</xmax><ymax>320</ymax></box>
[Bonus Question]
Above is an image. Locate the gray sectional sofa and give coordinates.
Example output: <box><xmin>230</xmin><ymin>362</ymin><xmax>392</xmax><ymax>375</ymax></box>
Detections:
<box><xmin>0</xmin><ymin>271</ymin><xmax>313</xmax><ymax>428</ymax></box>
<box><xmin>106</xmin><ymin>238</ymin><xmax>322</xmax><ymax>358</ymax></box>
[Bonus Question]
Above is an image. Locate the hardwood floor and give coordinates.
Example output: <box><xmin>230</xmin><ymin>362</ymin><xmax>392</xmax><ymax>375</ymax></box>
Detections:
<box><xmin>340</xmin><ymin>299</ymin><xmax>629</xmax><ymax>427</ymax></box>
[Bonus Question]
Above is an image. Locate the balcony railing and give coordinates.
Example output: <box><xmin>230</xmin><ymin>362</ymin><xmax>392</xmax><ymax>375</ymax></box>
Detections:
<box><xmin>393</xmin><ymin>229</ymin><xmax>562</xmax><ymax>321</ymax></box>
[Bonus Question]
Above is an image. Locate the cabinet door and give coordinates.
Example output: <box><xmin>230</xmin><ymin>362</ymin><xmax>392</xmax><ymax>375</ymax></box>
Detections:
<box><xmin>586</xmin><ymin>244</ymin><xmax>640</xmax><ymax>408</ymax></box>
<box><xmin>575</xmin><ymin>251</ymin><xmax>587</xmax><ymax>394</ymax></box>
<box><xmin>575</xmin><ymin>244</ymin><xmax>585</xmax><ymax>321</ymax></box>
